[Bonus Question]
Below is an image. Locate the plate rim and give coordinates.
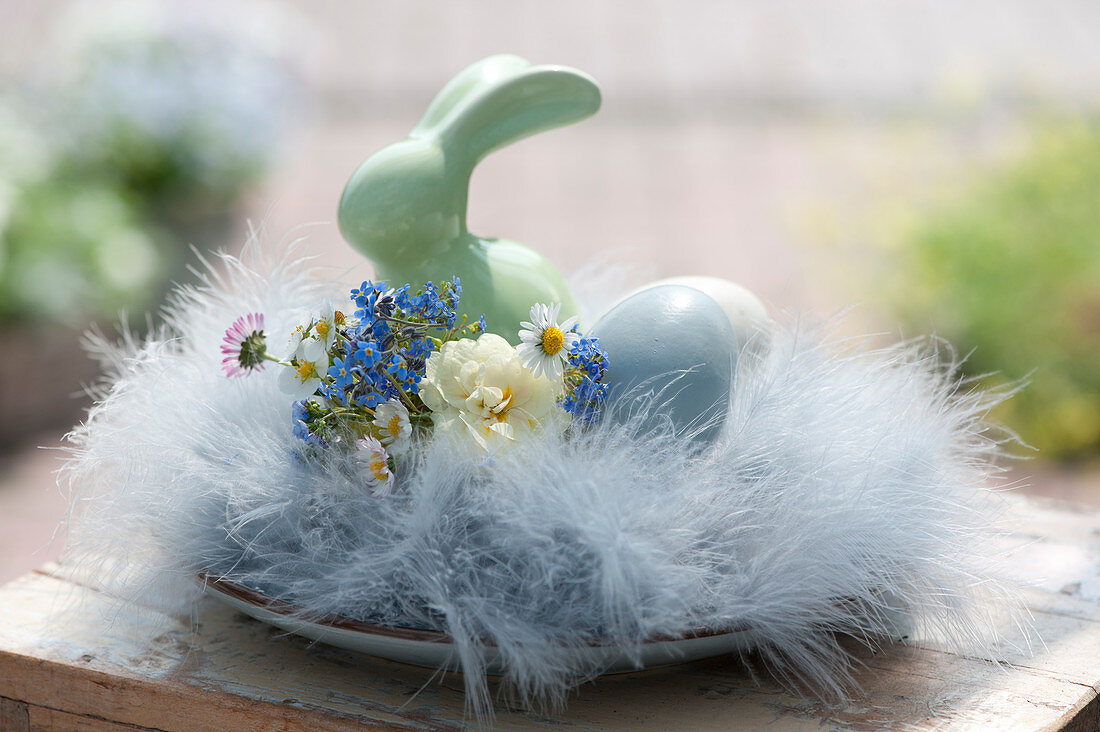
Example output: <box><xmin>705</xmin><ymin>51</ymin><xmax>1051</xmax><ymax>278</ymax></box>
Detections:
<box><xmin>198</xmin><ymin>573</ymin><xmax>752</xmax><ymax>647</ymax></box>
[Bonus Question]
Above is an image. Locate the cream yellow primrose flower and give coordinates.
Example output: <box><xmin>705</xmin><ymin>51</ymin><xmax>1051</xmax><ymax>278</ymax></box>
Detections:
<box><xmin>420</xmin><ymin>333</ymin><xmax>562</xmax><ymax>453</ymax></box>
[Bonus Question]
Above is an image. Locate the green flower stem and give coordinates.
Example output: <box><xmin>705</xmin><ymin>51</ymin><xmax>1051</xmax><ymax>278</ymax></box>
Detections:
<box><xmin>318</xmin><ymin>404</ymin><xmax>375</xmax><ymax>421</ymax></box>
<box><xmin>379</xmin><ymin>314</ymin><xmax>436</xmax><ymax>329</ymax></box>
<box><xmin>440</xmin><ymin>314</ymin><xmax>469</xmax><ymax>342</ymax></box>
<box><xmin>383</xmin><ymin>372</ymin><xmax>419</xmax><ymax>412</ymax></box>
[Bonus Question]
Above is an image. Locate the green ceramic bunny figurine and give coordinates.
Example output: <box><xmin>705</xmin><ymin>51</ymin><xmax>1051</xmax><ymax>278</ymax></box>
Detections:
<box><xmin>337</xmin><ymin>54</ymin><xmax>600</xmax><ymax>341</ymax></box>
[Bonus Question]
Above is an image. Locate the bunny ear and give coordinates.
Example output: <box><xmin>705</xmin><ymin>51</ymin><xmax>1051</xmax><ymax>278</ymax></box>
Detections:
<box><xmin>413</xmin><ymin>54</ymin><xmax>532</xmax><ymax>133</ymax></box>
<box><xmin>414</xmin><ymin>55</ymin><xmax>601</xmax><ymax>167</ymax></box>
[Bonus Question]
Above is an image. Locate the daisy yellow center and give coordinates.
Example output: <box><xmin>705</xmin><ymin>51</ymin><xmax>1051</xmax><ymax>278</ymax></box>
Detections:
<box><xmin>541</xmin><ymin>327</ymin><xmax>565</xmax><ymax>355</ymax></box>
<box><xmin>387</xmin><ymin>414</ymin><xmax>402</xmax><ymax>438</ymax></box>
<box><xmin>314</xmin><ymin>320</ymin><xmax>330</xmax><ymax>338</ymax></box>
<box><xmin>296</xmin><ymin>360</ymin><xmax>317</xmax><ymax>381</ymax></box>
<box><xmin>369</xmin><ymin>453</ymin><xmax>389</xmax><ymax>481</ymax></box>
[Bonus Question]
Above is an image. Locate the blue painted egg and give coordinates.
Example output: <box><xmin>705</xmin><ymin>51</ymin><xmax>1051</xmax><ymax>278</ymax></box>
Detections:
<box><xmin>591</xmin><ymin>285</ymin><xmax>737</xmax><ymax>444</ymax></box>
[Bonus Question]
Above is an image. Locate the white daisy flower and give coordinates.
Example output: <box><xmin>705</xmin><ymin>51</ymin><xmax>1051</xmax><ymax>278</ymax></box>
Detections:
<box><xmin>372</xmin><ymin>398</ymin><xmax>412</xmax><ymax>454</ymax></box>
<box><xmin>278</xmin><ymin>338</ymin><xmax>329</xmax><ymax>400</ymax></box>
<box><xmin>355</xmin><ymin>436</ymin><xmax>394</xmax><ymax>498</ymax></box>
<box><xmin>285</xmin><ymin>320</ymin><xmax>309</xmax><ymax>359</ymax></box>
<box><xmin>285</xmin><ymin>301</ymin><xmax>337</xmax><ymax>359</ymax></box>
<box><xmin>516</xmin><ymin>303</ymin><xmax>579</xmax><ymax>381</ymax></box>
<box><xmin>311</xmin><ymin>299</ymin><xmax>338</xmax><ymax>350</ymax></box>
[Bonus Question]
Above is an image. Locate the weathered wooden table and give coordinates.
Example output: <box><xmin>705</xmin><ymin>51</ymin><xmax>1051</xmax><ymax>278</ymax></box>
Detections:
<box><xmin>1</xmin><ymin>497</ymin><xmax>1098</xmax><ymax>731</ymax></box>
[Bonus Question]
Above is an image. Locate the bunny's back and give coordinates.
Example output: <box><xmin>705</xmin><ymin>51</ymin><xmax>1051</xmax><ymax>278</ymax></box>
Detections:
<box><xmin>338</xmin><ymin>55</ymin><xmax>600</xmax><ymax>340</ymax></box>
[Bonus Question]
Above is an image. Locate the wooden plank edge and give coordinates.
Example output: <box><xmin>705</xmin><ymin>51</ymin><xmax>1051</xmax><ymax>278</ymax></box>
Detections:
<box><xmin>20</xmin><ymin>698</ymin><xmax>163</xmax><ymax>731</ymax></box>
<box><xmin>1062</xmin><ymin>692</ymin><xmax>1100</xmax><ymax>732</ymax></box>
<box><xmin>843</xmin><ymin>648</ymin><xmax>1099</xmax><ymax>730</ymax></box>
<box><xmin>0</xmin><ymin>649</ymin><xmax>438</xmax><ymax>732</ymax></box>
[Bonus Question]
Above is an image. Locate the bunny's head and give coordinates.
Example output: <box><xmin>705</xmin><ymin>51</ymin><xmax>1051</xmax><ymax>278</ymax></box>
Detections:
<box><xmin>338</xmin><ymin>55</ymin><xmax>600</xmax><ymax>340</ymax></box>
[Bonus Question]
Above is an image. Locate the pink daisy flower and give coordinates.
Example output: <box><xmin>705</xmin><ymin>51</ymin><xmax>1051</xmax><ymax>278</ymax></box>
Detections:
<box><xmin>220</xmin><ymin>313</ymin><xmax>268</xmax><ymax>377</ymax></box>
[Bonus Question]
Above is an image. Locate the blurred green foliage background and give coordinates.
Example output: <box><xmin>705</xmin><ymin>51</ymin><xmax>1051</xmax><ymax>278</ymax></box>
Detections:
<box><xmin>1</xmin><ymin>4</ymin><xmax>301</xmax><ymax>329</ymax></box>
<box><xmin>0</xmin><ymin>1</ymin><xmax>304</xmax><ymax>446</ymax></box>
<box><xmin>884</xmin><ymin>122</ymin><xmax>1100</xmax><ymax>460</ymax></box>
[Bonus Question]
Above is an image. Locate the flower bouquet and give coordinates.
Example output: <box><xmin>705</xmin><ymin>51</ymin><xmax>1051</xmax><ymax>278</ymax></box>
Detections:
<box><xmin>63</xmin><ymin>55</ymin><xmax>1023</xmax><ymax>720</ymax></box>
<box><xmin>220</xmin><ymin>280</ymin><xmax>608</xmax><ymax>496</ymax></box>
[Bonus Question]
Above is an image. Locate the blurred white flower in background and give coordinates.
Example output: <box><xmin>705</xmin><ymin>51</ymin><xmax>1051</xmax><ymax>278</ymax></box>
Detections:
<box><xmin>44</xmin><ymin>0</ymin><xmax>314</xmax><ymax>204</ymax></box>
<box><xmin>0</xmin><ymin>0</ymin><xmax>317</xmax><ymax>327</ymax></box>
<box><xmin>0</xmin><ymin>0</ymin><xmax>317</xmax><ymax>441</ymax></box>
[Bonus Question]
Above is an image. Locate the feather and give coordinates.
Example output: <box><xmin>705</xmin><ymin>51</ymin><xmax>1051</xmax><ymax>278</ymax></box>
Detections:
<box><xmin>60</xmin><ymin>241</ymin><xmax>1026</xmax><ymax>719</ymax></box>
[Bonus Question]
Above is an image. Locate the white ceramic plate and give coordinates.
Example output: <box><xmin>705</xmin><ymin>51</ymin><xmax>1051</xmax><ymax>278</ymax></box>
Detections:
<box><xmin>201</xmin><ymin>576</ymin><xmax>759</xmax><ymax>674</ymax></box>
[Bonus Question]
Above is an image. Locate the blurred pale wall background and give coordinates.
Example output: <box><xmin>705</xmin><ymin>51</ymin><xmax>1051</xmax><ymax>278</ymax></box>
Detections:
<box><xmin>4</xmin><ymin>1</ymin><xmax>1099</xmax><ymax>310</ymax></box>
<box><xmin>2</xmin><ymin>0</ymin><xmax>1099</xmax><ymax>581</ymax></box>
